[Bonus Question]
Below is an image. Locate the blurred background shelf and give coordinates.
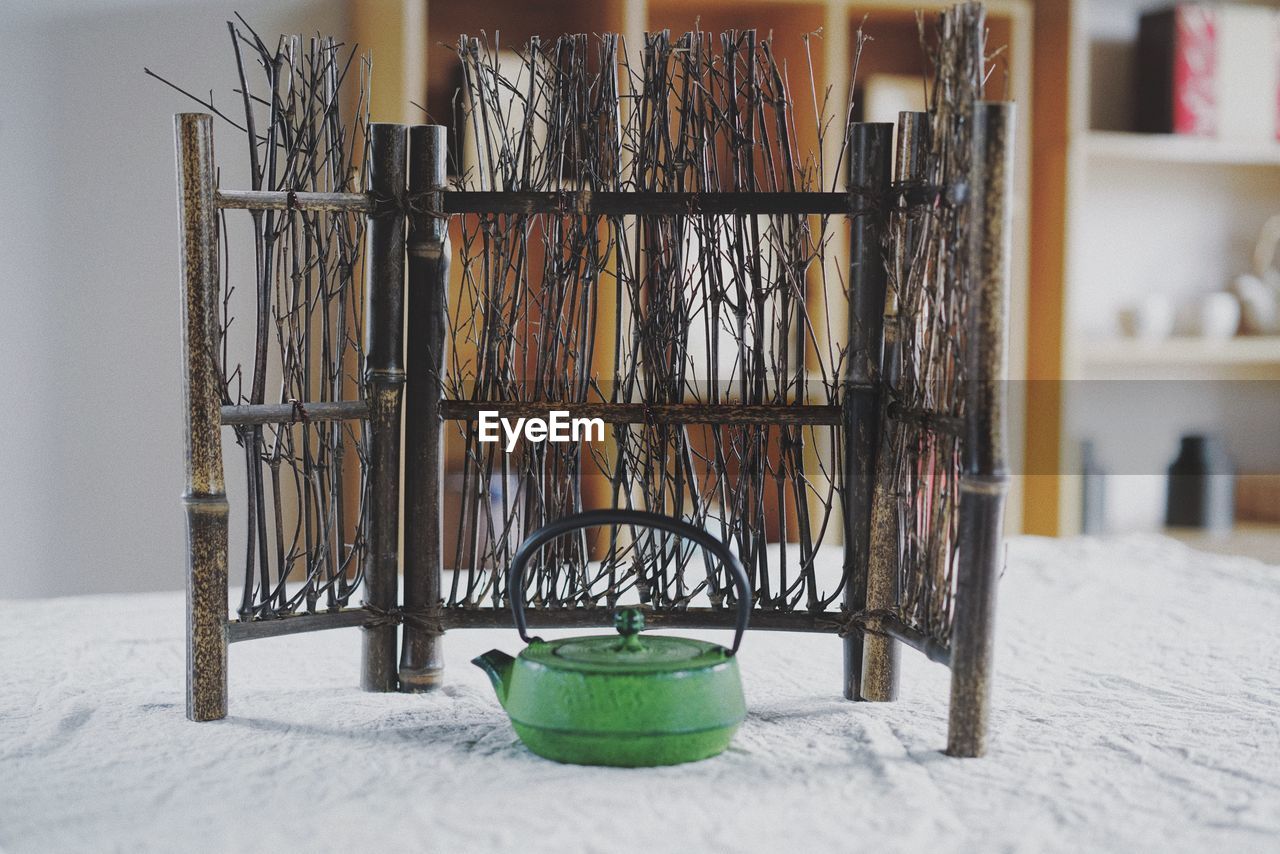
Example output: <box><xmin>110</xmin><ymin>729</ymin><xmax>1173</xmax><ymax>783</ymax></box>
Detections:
<box><xmin>1029</xmin><ymin>0</ymin><xmax>1280</xmax><ymax>538</ymax></box>
<box><xmin>1084</xmin><ymin>130</ymin><xmax>1280</xmax><ymax>167</ymax></box>
<box><xmin>1080</xmin><ymin>337</ymin><xmax>1280</xmax><ymax>376</ymax></box>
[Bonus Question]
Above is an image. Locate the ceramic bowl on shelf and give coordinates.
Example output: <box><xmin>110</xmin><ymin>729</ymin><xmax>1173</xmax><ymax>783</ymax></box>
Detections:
<box><xmin>1232</xmin><ymin>273</ymin><xmax>1280</xmax><ymax>334</ymax></box>
<box><xmin>1117</xmin><ymin>295</ymin><xmax>1175</xmax><ymax>341</ymax></box>
<box><xmin>1231</xmin><ymin>212</ymin><xmax>1280</xmax><ymax>334</ymax></box>
<box><xmin>1177</xmin><ymin>292</ymin><xmax>1241</xmax><ymax>340</ymax></box>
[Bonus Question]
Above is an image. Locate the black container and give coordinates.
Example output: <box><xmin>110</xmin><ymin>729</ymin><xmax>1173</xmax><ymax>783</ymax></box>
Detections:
<box><xmin>1080</xmin><ymin>440</ymin><xmax>1107</xmax><ymax>535</ymax></box>
<box><xmin>1165</xmin><ymin>434</ymin><xmax>1235</xmax><ymax>532</ymax></box>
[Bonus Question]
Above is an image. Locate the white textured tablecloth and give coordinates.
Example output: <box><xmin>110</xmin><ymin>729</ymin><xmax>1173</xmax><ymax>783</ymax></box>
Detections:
<box><xmin>3</xmin><ymin>535</ymin><xmax>1278</xmax><ymax>853</ymax></box>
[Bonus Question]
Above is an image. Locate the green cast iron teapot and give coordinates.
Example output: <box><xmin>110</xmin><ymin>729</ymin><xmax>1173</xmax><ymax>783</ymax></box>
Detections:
<box><xmin>472</xmin><ymin>509</ymin><xmax>752</xmax><ymax>767</ymax></box>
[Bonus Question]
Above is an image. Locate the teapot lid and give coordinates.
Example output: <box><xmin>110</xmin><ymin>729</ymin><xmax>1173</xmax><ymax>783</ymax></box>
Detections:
<box><xmin>520</xmin><ymin>609</ymin><xmax>730</xmax><ymax>674</ymax></box>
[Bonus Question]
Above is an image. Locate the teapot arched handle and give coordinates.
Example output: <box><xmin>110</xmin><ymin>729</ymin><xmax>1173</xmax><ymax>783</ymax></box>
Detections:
<box><xmin>507</xmin><ymin>509</ymin><xmax>752</xmax><ymax>655</ymax></box>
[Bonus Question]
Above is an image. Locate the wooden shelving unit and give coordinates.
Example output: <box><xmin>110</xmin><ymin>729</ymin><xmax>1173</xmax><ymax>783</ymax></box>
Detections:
<box><xmin>1028</xmin><ymin>0</ymin><xmax>1280</xmax><ymax>538</ymax></box>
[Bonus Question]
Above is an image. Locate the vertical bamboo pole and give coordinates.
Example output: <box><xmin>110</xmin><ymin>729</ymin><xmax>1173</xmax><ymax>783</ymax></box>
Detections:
<box><xmin>947</xmin><ymin>101</ymin><xmax>1015</xmax><ymax>758</ymax></box>
<box><xmin>363</xmin><ymin>122</ymin><xmax>408</xmax><ymax>692</ymax></box>
<box><xmin>401</xmin><ymin>124</ymin><xmax>450</xmax><ymax>692</ymax></box>
<box><xmin>842</xmin><ymin>121</ymin><xmax>893</xmax><ymax>701</ymax></box>
<box><xmin>860</xmin><ymin>111</ymin><xmax>931</xmax><ymax>702</ymax></box>
<box><xmin>176</xmin><ymin>113</ymin><xmax>229</xmax><ymax>721</ymax></box>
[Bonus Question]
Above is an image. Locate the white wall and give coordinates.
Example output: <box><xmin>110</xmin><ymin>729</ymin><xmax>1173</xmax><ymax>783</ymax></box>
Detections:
<box><xmin>0</xmin><ymin>0</ymin><xmax>350</xmax><ymax>597</ymax></box>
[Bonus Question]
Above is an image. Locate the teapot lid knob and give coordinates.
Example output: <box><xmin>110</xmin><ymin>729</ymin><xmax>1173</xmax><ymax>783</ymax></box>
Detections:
<box><xmin>614</xmin><ymin>608</ymin><xmax>645</xmax><ymax>650</ymax></box>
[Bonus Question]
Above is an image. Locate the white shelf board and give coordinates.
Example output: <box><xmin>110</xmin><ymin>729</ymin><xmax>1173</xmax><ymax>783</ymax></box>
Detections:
<box><xmin>1083</xmin><ymin>131</ymin><xmax>1280</xmax><ymax>167</ymax></box>
<box><xmin>1080</xmin><ymin>336</ymin><xmax>1280</xmax><ymax>368</ymax></box>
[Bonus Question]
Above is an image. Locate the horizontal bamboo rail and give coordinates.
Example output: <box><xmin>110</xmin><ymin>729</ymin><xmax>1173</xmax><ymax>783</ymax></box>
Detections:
<box><xmin>443</xmin><ymin>190</ymin><xmax>861</xmax><ymax>215</ymax></box>
<box><xmin>228</xmin><ymin>608</ymin><xmax>373</xmax><ymax>641</ymax></box>
<box><xmin>439</xmin><ymin>400</ymin><xmax>844</xmax><ymax>426</ymax></box>
<box><xmin>215</xmin><ymin>398</ymin><xmax>954</xmax><ymax>432</ymax></box>
<box><xmin>217</xmin><ymin>189</ymin><xmax>373</xmax><ymax>212</ymax></box>
<box><xmin>448</xmin><ymin>607</ymin><xmax>948</xmax><ymax>663</ymax></box>
<box><xmin>220</xmin><ymin>400</ymin><xmax>370</xmax><ymax>425</ymax></box>
<box><xmin>886</xmin><ymin>401</ymin><xmax>965</xmax><ymax>436</ymax></box>
<box><xmin>214</xmin><ymin>398</ymin><xmax>959</xmax><ymax>433</ymax></box>
<box><xmin>225</xmin><ymin>605</ymin><xmax>948</xmax><ymax>664</ymax></box>
<box><xmin>214</xmin><ymin>189</ymin><xmax>892</xmax><ymax>216</ymax></box>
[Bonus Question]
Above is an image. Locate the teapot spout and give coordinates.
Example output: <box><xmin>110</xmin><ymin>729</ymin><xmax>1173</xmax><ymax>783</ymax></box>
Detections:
<box><xmin>471</xmin><ymin>650</ymin><xmax>515</xmax><ymax>705</ymax></box>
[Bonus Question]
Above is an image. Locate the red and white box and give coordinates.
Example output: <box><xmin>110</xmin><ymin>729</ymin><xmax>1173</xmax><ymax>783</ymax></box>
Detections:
<box><xmin>1137</xmin><ymin>3</ymin><xmax>1280</xmax><ymax>142</ymax></box>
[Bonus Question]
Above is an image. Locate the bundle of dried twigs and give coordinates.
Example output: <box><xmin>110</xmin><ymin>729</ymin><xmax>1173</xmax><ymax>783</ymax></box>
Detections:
<box><xmin>445</xmin><ymin>29</ymin><xmax>861</xmax><ymax>615</ymax></box>
<box><xmin>446</xmin><ymin>6</ymin><xmax>994</xmax><ymax>641</ymax></box>
<box><xmin>880</xmin><ymin>5</ymin><xmax>993</xmax><ymax>643</ymax></box>
<box><xmin>152</xmin><ymin>19</ymin><xmax>372</xmax><ymax>619</ymax></box>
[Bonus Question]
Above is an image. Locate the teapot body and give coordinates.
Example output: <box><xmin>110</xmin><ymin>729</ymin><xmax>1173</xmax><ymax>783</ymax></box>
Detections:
<box><xmin>489</xmin><ymin>635</ymin><xmax>745</xmax><ymax>767</ymax></box>
<box><xmin>474</xmin><ymin>510</ymin><xmax>754</xmax><ymax>767</ymax></box>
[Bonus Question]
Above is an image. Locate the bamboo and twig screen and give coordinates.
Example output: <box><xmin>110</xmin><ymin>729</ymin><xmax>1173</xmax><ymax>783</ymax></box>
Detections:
<box><xmin>442</xmin><ymin>30</ymin><xmax>854</xmax><ymax>615</ymax></box>
<box><xmin>160</xmin><ymin>5</ymin><xmax>999</xmax><ymax>655</ymax></box>
<box><xmin>153</xmin><ymin>21</ymin><xmax>373</xmax><ymax>622</ymax></box>
<box><xmin>441</xmin><ymin>7</ymin><xmax>994</xmax><ymax>649</ymax></box>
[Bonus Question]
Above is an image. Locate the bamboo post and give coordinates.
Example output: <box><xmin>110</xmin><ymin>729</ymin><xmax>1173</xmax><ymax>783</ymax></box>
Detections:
<box><xmin>401</xmin><ymin>124</ymin><xmax>450</xmax><ymax>692</ymax></box>
<box><xmin>363</xmin><ymin>122</ymin><xmax>408</xmax><ymax>692</ymax></box>
<box><xmin>947</xmin><ymin>101</ymin><xmax>1015</xmax><ymax>757</ymax></box>
<box><xmin>842</xmin><ymin>121</ymin><xmax>893</xmax><ymax>701</ymax></box>
<box><xmin>176</xmin><ymin>113</ymin><xmax>229</xmax><ymax>721</ymax></box>
<box><xmin>860</xmin><ymin>112</ymin><xmax>931</xmax><ymax>702</ymax></box>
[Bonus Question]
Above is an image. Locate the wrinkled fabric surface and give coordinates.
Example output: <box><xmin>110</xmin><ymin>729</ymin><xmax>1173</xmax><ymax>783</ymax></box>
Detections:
<box><xmin>2</xmin><ymin>535</ymin><xmax>1278</xmax><ymax>853</ymax></box>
